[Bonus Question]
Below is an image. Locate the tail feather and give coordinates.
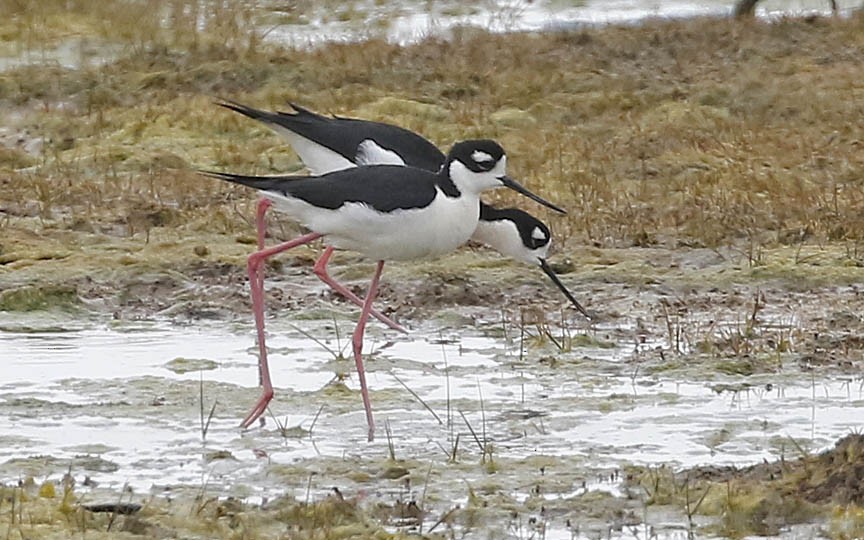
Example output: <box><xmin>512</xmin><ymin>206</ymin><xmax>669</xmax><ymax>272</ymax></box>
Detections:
<box><xmin>281</xmin><ymin>102</ymin><xmax>329</xmax><ymax>122</ymax></box>
<box><xmin>218</xmin><ymin>99</ymin><xmax>324</xmax><ymax>129</ymax></box>
<box><xmin>199</xmin><ymin>170</ymin><xmax>304</xmax><ymax>192</ymax></box>
<box><xmin>216</xmin><ymin>100</ymin><xmax>275</xmax><ymax>123</ymax></box>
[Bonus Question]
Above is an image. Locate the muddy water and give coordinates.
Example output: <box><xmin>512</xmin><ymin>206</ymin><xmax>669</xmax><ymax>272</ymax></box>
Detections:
<box><xmin>1</xmin><ymin>309</ymin><xmax>861</xmax><ymax>537</ymax></box>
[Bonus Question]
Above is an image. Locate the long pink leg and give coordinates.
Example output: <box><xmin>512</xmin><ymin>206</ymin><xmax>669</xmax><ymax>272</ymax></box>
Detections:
<box><xmin>313</xmin><ymin>246</ymin><xmax>407</xmax><ymax>334</ymax></box>
<box><xmin>256</xmin><ymin>199</ymin><xmax>404</xmax><ymax>334</ymax></box>
<box><xmin>253</xmin><ymin>198</ymin><xmax>272</xmax><ymax>386</ymax></box>
<box><xmin>256</xmin><ymin>198</ymin><xmax>271</xmax><ymax>251</ymax></box>
<box><xmin>354</xmin><ymin>260</ymin><xmax>385</xmax><ymax>442</ymax></box>
<box><xmin>240</xmin><ymin>231</ymin><xmax>324</xmax><ymax>429</ymax></box>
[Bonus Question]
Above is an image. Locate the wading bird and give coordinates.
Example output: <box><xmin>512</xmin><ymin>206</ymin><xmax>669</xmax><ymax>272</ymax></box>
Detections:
<box><xmin>203</xmin><ymin>139</ymin><xmax>566</xmax><ymax>440</ymax></box>
<box><xmin>219</xmin><ymin>101</ymin><xmax>590</xmax><ymax>319</ymax></box>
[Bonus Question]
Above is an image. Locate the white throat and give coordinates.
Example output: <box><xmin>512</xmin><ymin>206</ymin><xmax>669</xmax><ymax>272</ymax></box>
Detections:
<box><xmin>472</xmin><ymin>219</ymin><xmax>550</xmax><ymax>266</ymax></box>
<box><xmin>447</xmin><ymin>155</ymin><xmax>507</xmax><ymax>196</ymax></box>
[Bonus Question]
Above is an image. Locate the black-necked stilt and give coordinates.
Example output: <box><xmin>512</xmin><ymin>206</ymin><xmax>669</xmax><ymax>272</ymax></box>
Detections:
<box><xmin>474</xmin><ymin>205</ymin><xmax>589</xmax><ymax>318</ymax></box>
<box><xmin>219</xmin><ymin>101</ymin><xmax>589</xmax><ymax>317</ymax></box>
<box><xmin>202</xmin><ymin>139</ymin><xmax>564</xmax><ymax>440</ymax></box>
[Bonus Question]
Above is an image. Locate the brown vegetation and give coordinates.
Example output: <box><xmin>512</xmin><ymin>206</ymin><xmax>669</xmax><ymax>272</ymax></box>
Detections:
<box><xmin>633</xmin><ymin>434</ymin><xmax>864</xmax><ymax>538</ymax></box>
<box><xmin>3</xmin><ymin>5</ymin><xmax>864</xmax><ymax>538</ymax></box>
<box><xmin>2</xmin><ymin>6</ymin><xmax>864</xmax><ymax>278</ymax></box>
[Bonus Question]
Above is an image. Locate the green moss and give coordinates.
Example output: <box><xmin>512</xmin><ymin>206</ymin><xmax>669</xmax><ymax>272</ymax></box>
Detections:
<box><xmin>714</xmin><ymin>358</ymin><xmax>756</xmax><ymax>376</ymax></box>
<box><xmin>0</xmin><ymin>284</ymin><xmax>79</xmax><ymax>311</ymax></box>
<box><xmin>164</xmin><ymin>357</ymin><xmax>219</xmax><ymax>373</ymax></box>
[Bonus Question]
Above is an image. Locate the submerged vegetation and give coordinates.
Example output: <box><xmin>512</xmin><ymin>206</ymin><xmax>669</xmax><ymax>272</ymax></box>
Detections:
<box><xmin>2</xmin><ymin>1</ymin><xmax>864</xmax><ymax>537</ymax></box>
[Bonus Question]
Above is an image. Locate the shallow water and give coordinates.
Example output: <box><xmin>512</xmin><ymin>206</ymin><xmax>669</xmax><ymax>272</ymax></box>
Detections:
<box><xmin>0</xmin><ymin>309</ymin><xmax>860</xmax><ymax>537</ymax></box>
<box><xmin>266</xmin><ymin>0</ymin><xmax>862</xmax><ymax>46</ymax></box>
<box><xmin>1</xmin><ymin>0</ymin><xmax>858</xmax><ymax>73</ymax></box>
<box><xmin>0</xmin><ymin>37</ymin><xmax>124</xmax><ymax>71</ymax></box>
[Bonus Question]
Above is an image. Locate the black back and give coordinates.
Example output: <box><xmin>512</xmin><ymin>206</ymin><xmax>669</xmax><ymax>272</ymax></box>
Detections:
<box><xmin>204</xmin><ymin>165</ymin><xmax>442</xmax><ymax>213</ymax></box>
<box><xmin>219</xmin><ymin>101</ymin><xmax>446</xmax><ymax>173</ymax></box>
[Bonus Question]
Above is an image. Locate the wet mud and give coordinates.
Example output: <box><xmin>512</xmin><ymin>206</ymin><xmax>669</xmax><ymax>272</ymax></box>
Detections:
<box><xmin>2</xmin><ymin>239</ymin><xmax>864</xmax><ymax>538</ymax></box>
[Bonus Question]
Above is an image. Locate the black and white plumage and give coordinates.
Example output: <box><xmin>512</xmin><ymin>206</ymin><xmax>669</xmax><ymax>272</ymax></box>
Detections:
<box><xmin>202</xmin><ymin>140</ymin><xmax>555</xmax><ymax>440</ymax></box>
<box><xmin>219</xmin><ymin>100</ymin><xmax>589</xmax><ymax>317</ymax></box>
<box><xmin>219</xmin><ymin>101</ymin><xmax>445</xmax><ymax>175</ymax></box>
<box><xmin>203</xmin><ymin>139</ymin><xmax>560</xmax><ymax>262</ymax></box>
<box><xmin>202</xmin><ymin>139</ymin><xmax>566</xmax><ymax>439</ymax></box>
<box><xmin>475</xmin><ymin>206</ymin><xmax>588</xmax><ymax>317</ymax></box>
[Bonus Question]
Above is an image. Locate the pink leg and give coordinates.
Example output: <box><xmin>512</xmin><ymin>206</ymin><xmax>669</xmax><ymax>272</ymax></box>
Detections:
<box><xmin>353</xmin><ymin>260</ymin><xmax>385</xmax><ymax>442</ymax></box>
<box><xmin>241</xmin><ymin>231</ymin><xmax>324</xmax><ymax>429</ymax></box>
<box><xmin>254</xmin><ymin>198</ymin><xmax>272</xmax><ymax>386</ymax></box>
<box><xmin>256</xmin><ymin>198</ymin><xmax>271</xmax><ymax>251</ymax></box>
<box><xmin>313</xmin><ymin>247</ymin><xmax>407</xmax><ymax>334</ymax></box>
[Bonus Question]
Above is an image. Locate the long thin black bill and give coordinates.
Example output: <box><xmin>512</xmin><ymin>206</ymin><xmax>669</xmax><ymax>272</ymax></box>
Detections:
<box><xmin>500</xmin><ymin>175</ymin><xmax>566</xmax><ymax>215</ymax></box>
<box><xmin>539</xmin><ymin>259</ymin><xmax>591</xmax><ymax>320</ymax></box>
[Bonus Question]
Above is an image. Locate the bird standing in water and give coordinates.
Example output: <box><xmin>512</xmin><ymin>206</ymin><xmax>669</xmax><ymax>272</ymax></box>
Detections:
<box><xmin>203</xmin><ymin>138</ymin><xmax>566</xmax><ymax>440</ymax></box>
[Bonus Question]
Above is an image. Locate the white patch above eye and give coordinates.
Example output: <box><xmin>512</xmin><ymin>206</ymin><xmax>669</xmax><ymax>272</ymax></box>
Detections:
<box><xmin>472</xmin><ymin>150</ymin><xmax>494</xmax><ymax>163</ymax></box>
<box><xmin>531</xmin><ymin>227</ymin><xmax>547</xmax><ymax>241</ymax></box>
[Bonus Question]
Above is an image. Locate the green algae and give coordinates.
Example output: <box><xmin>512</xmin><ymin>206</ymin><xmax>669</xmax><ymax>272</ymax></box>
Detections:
<box><xmin>164</xmin><ymin>357</ymin><xmax>219</xmax><ymax>374</ymax></box>
<box><xmin>0</xmin><ymin>284</ymin><xmax>79</xmax><ymax>311</ymax></box>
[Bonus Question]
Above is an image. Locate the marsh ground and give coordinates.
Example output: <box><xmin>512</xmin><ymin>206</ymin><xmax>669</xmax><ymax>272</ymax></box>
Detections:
<box><xmin>1</xmin><ymin>2</ymin><xmax>864</xmax><ymax>538</ymax></box>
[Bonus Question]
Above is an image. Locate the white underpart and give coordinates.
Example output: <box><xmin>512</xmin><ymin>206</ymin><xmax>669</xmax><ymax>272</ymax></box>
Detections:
<box><xmin>471</xmin><ymin>219</ymin><xmax>548</xmax><ymax>266</ymax></box>
<box><xmin>355</xmin><ymin>139</ymin><xmax>405</xmax><ymax>166</ymax></box>
<box><xmin>472</xmin><ymin>150</ymin><xmax>494</xmax><ymax>163</ymax></box>
<box><xmin>262</xmin><ymin>187</ymin><xmax>480</xmax><ymax>261</ymax></box>
<box><xmin>268</xmin><ymin>124</ymin><xmax>354</xmax><ymax>175</ymax></box>
<box><xmin>259</xmin><ymin>134</ymin><xmax>512</xmax><ymax>261</ymax></box>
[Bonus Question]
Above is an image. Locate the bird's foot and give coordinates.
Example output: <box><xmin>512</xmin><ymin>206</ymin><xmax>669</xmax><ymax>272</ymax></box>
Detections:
<box><xmin>239</xmin><ymin>388</ymin><xmax>274</xmax><ymax>429</ymax></box>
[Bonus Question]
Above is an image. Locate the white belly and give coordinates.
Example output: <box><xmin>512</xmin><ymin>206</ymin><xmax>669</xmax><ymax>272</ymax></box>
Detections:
<box><xmin>267</xmin><ymin>189</ymin><xmax>480</xmax><ymax>261</ymax></box>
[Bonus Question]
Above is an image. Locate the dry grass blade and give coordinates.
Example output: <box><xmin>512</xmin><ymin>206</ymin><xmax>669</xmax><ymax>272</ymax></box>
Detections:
<box><xmin>105</xmin><ymin>482</ymin><xmax>130</xmax><ymax>532</ymax></box>
<box><xmin>199</xmin><ymin>373</ymin><xmax>217</xmax><ymax>441</ymax></box>
<box><xmin>308</xmin><ymin>404</ymin><xmax>325</xmax><ymax>435</ymax></box>
<box><xmin>418</xmin><ymin>462</ymin><xmax>433</xmax><ymax>534</ymax></box>
<box><xmin>450</xmin><ymin>433</ymin><xmax>460</xmax><ymax>462</ymax></box>
<box><xmin>477</xmin><ymin>380</ymin><xmax>487</xmax><ymax>448</ymax></box>
<box><xmin>458</xmin><ymin>410</ymin><xmax>484</xmax><ymax>453</ymax></box>
<box><xmin>290</xmin><ymin>323</ymin><xmax>346</xmax><ymax>360</ymax></box>
<box><xmin>385</xmin><ymin>420</ymin><xmax>396</xmax><ymax>461</ymax></box>
<box><xmin>392</xmin><ymin>372</ymin><xmax>443</xmax><ymax>425</ymax></box>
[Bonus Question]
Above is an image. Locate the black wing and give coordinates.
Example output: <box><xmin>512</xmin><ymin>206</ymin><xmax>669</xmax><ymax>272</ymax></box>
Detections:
<box><xmin>219</xmin><ymin>101</ymin><xmax>446</xmax><ymax>173</ymax></box>
<box><xmin>201</xmin><ymin>165</ymin><xmax>440</xmax><ymax>213</ymax></box>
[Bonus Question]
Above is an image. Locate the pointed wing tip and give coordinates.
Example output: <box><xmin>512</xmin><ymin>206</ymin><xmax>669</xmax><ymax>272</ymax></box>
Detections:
<box><xmin>198</xmin><ymin>169</ymin><xmax>233</xmax><ymax>181</ymax></box>
<box><xmin>214</xmin><ymin>99</ymin><xmax>240</xmax><ymax>110</ymax></box>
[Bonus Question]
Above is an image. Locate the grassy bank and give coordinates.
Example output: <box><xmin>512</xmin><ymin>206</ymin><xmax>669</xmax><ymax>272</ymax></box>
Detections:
<box><xmin>2</xmin><ymin>5</ymin><xmax>863</xmax><ymax>269</ymax></box>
